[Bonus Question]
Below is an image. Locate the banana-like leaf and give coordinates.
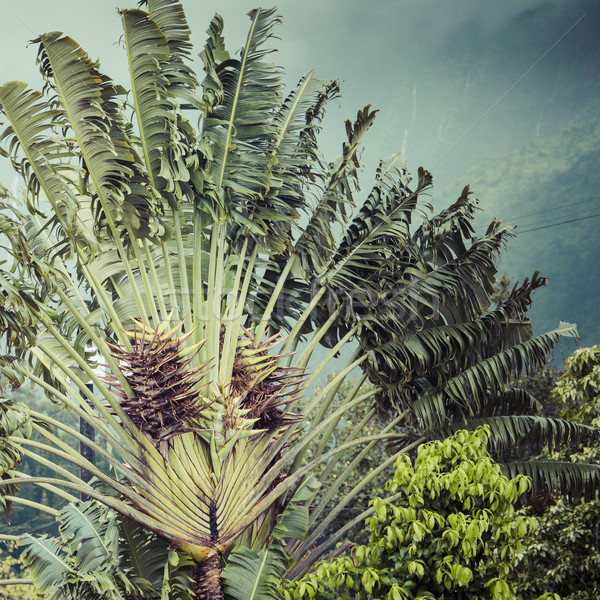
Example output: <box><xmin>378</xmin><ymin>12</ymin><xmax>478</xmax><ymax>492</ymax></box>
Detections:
<box><xmin>36</xmin><ymin>32</ymin><xmax>160</xmax><ymax>239</ymax></box>
<box><xmin>0</xmin><ymin>82</ymin><xmax>87</xmax><ymax>248</ymax></box>
<box><xmin>272</xmin><ymin>474</ymin><xmax>320</xmax><ymax>543</ymax></box>
<box><xmin>477</xmin><ymin>388</ymin><xmax>543</xmax><ymax>417</ymax></box>
<box><xmin>121</xmin><ymin>9</ymin><xmax>173</xmax><ymax>187</ymax></box>
<box><xmin>20</xmin><ymin>502</ymin><xmax>127</xmax><ymax>599</ymax></box>
<box><xmin>202</xmin><ymin>7</ymin><xmax>283</xmax><ymax>224</ymax></box>
<box><xmin>221</xmin><ymin>546</ymin><xmax>284</xmax><ymax>600</ymax></box>
<box><xmin>0</xmin><ymin>397</ymin><xmax>33</xmax><ymax>519</ymax></box>
<box><xmin>294</xmin><ymin>105</ymin><xmax>377</xmax><ymax>277</ymax></box>
<box><xmin>410</xmin><ymin>321</ymin><xmax>578</xmax><ymax>431</ymax></box>
<box><xmin>120</xmin><ymin>515</ymin><xmax>193</xmax><ymax>600</ymax></box>
<box><xmin>143</xmin><ymin>0</ymin><xmax>199</xmax><ymax>106</ymax></box>
<box><xmin>257</xmin><ymin>73</ymin><xmax>338</xmax><ymax>255</ymax></box>
<box><xmin>501</xmin><ymin>460</ymin><xmax>600</xmax><ymax>503</ymax></box>
<box><xmin>413</xmin><ymin>183</ymin><xmax>477</xmax><ymax>265</ymax></box>
<box><xmin>122</xmin><ymin>4</ymin><xmax>199</xmax><ymax>201</ymax></box>
<box><xmin>441</xmin><ymin>415</ymin><xmax>598</xmax><ymax>459</ymax></box>
<box><xmin>20</xmin><ymin>500</ymin><xmax>193</xmax><ymax>600</ymax></box>
<box><xmin>60</xmin><ymin>502</ymin><xmax>120</xmax><ymax>572</ymax></box>
<box><xmin>20</xmin><ymin>535</ymin><xmax>74</xmax><ymax>599</ymax></box>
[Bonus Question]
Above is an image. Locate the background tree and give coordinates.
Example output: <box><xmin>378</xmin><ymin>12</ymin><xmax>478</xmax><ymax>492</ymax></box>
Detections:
<box><xmin>552</xmin><ymin>346</ymin><xmax>600</xmax><ymax>427</ymax></box>
<box><xmin>513</xmin><ymin>346</ymin><xmax>600</xmax><ymax>600</ymax></box>
<box><xmin>0</xmin><ymin>385</ymin><xmax>78</xmax><ymax>534</ymax></box>
<box><xmin>0</xmin><ymin>541</ymin><xmax>43</xmax><ymax>600</ymax></box>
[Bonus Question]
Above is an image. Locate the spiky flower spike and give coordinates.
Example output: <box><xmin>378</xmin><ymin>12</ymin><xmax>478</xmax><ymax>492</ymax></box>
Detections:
<box><xmin>201</xmin><ymin>330</ymin><xmax>304</xmax><ymax>447</ymax></box>
<box><xmin>230</xmin><ymin>331</ymin><xmax>304</xmax><ymax>432</ymax></box>
<box><xmin>107</xmin><ymin>320</ymin><xmax>209</xmax><ymax>450</ymax></box>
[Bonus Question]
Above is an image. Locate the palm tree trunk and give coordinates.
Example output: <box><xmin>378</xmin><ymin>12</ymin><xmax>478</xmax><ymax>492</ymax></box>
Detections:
<box><xmin>192</xmin><ymin>552</ymin><xmax>224</xmax><ymax>600</ymax></box>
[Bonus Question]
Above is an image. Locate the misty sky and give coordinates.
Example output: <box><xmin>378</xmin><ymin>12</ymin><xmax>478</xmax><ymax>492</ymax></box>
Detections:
<box><xmin>0</xmin><ymin>0</ymin><xmax>581</xmax><ymax>177</ymax></box>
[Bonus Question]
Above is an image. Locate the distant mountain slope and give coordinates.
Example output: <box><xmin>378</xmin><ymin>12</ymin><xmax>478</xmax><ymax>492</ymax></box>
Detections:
<box><xmin>403</xmin><ymin>0</ymin><xmax>600</xmax><ymax>354</ymax></box>
<box><xmin>386</xmin><ymin>0</ymin><xmax>600</xmax><ymax>191</ymax></box>
<box><xmin>453</xmin><ymin>100</ymin><xmax>600</xmax><ymax>350</ymax></box>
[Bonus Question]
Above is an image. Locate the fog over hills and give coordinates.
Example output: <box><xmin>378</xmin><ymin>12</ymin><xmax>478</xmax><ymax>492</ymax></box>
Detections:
<box><xmin>434</xmin><ymin>1</ymin><xmax>600</xmax><ymax>352</ymax></box>
<box><xmin>366</xmin><ymin>0</ymin><xmax>600</xmax><ymax>352</ymax></box>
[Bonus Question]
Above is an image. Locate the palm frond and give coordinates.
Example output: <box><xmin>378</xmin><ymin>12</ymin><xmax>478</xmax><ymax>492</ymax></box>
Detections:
<box><xmin>441</xmin><ymin>415</ymin><xmax>598</xmax><ymax>459</ymax></box>
<box><xmin>221</xmin><ymin>475</ymin><xmax>318</xmax><ymax>600</ymax></box>
<box><xmin>202</xmin><ymin>7</ymin><xmax>283</xmax><ymax>226</ymax></box>
<box><xmin>36</xmin><ymin>32</ymin><xmax>159</xmax><ymax>240</ymax></box>
<box><xmin>294</xmin><ymin>105</ymin><xmax>377</xmax><ymax>277</ymax></box>
<box><xmin>142</xmin><ymin>0</ymin><xmax>199</xmax><ymax>105</ymax></box>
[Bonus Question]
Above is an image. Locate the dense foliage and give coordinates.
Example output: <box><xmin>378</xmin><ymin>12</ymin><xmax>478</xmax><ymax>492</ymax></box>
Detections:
<box><xmin>0</xmin><ymin>541</ymin><xmax>42</xmax><ymax>600</ymax></box>
<box><xmin>514</xmin><ymin>346</ymin><xmax>600</xmax><ymax>600</ymax></box>
<box><xmin>285</xmin><ymin>428</ymin><xmax>544</xmax><ymax>600</ymax></box>
<box><xmin>552</xmin><ymin>346</ymin><xmax>600</xmax><ymax>427</ymax></box>
<box><xmin>515</xmin><ymin>497</ymin><xmax>600</xmax><ymax>600</ymax></box>
<box><xmin>18</xmin><ymin>500</ymin><xmax>193</xmax><ymax>600</ymax></box>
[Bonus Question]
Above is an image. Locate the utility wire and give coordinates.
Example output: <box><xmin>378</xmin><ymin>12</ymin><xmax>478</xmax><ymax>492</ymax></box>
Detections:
<box><xmin>516</xmin><ymin>210</ymin><xmax>600</xmax><ymax>234</ymax></box>
<box><xmin>432</xmin><ymin>13</ymin><xmax>586</xmax><ymax>168</ymax></box>
<box><xmin>505</xmin><ymin>195</ymin><xmax>600</xmax><ymax>223</ymax></box>
<box><xmin>12</xmin><ymin>13</ymin><xmax>35</xmax><ymax>35</ymax></box>
<box><xmin>474</xmin><ymin>195</ymin><xmax>600</xmax><ymax>234</ymax></box>
<box><xmin>515</xmin><ymin>204</ymin><xmax>600</xmax><ymax>229</ymax></box>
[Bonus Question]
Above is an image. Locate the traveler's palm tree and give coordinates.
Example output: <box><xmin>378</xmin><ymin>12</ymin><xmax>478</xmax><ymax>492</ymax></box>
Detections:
<box><xmin>0</xmin><ymin>1</ymin><xmax>597</xmax><ymax>597</ymax></box>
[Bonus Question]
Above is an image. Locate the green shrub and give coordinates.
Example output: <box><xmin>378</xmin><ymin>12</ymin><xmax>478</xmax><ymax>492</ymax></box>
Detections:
<box><xmin>284</xmin><ymin>427</ymin><xmax>549</xmax><ymax>600</ymax></box>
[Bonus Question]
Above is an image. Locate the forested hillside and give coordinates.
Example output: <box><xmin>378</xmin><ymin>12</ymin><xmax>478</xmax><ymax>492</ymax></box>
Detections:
<box><xmin>460</xmin><ymin>101</ymin><xmax>600</xmax><ymax>349</ymax></box>
<box><xmin>400</xmin><ymin>0</ymin><xmax>600</xmax><ymax>350</ymax></box>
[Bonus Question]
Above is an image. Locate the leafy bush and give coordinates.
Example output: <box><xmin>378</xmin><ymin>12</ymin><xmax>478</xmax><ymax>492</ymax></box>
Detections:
<box><xmin>552</xmin><ymin>346</ymin><xmax>600</xmax><ymax>427</ymax></box>
<box><xmin>284</xmin><ymin>427</ymin><xmax>551</xmax><ymax>600</ymax></box>
<box><xmin>515</xmin><ymin>497</ymin><xmax>600</xmax><ymax>600</ymax></box>
<box><xmin>0</xmin><ymin>541</ymin><xmax>43</xmax><ymax>599</ymax></box>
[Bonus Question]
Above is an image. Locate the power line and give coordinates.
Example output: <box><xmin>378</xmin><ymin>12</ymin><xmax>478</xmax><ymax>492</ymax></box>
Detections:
<box><xmin>516</xmin><ymin>210</ymin><xmax>600</xmax><ymax>234</ymax></box>
<box><xmin>12</xmin><ymin>13</ymin><xmax>35</xmax><ymax>35</ymax></box>
<box><xmin>474</xmin><ymin>195</ymin><xmax>600</xmax><ymax>235</ymax></box>
<box><xmin>515</xmin><ymin>204</ymin><xmax>600</xmax><ymax>229</ymax></box>
<box><xmin>432</xmin><ymin>12</ymin><xmax>586</xmax><ymax>168</ymax></box>
<box><xmin>506</xmin><ymin>195</ymin><xmax>600</xmax><ymax>223</ymax></box>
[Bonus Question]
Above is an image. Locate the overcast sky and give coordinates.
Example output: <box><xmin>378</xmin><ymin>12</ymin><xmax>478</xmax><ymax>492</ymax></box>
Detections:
<box><xmin>0</xmin><ymin>0</ymin><xmax>579</xmax><ymax>171</ymax></box>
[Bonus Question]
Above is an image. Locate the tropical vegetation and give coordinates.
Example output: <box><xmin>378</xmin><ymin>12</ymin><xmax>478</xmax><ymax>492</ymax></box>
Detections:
<box><xmin>514</xmin><ymin>346</ymin><xmax>600</xmax><ymax>600</ymax></box>
<box><xmin>284</xmin><ymin>427</ymin><xmax>544</xmax><ymax>600</ymax></box>
<box><xmin>0</xmin><ymin>0</ymin><xmax>597</xmax><ymax>597</ymax></box>
<box><xmin>0</xmin><ymin>540</ymin><xmax>42</xmax><ymax>599</ymax></box>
